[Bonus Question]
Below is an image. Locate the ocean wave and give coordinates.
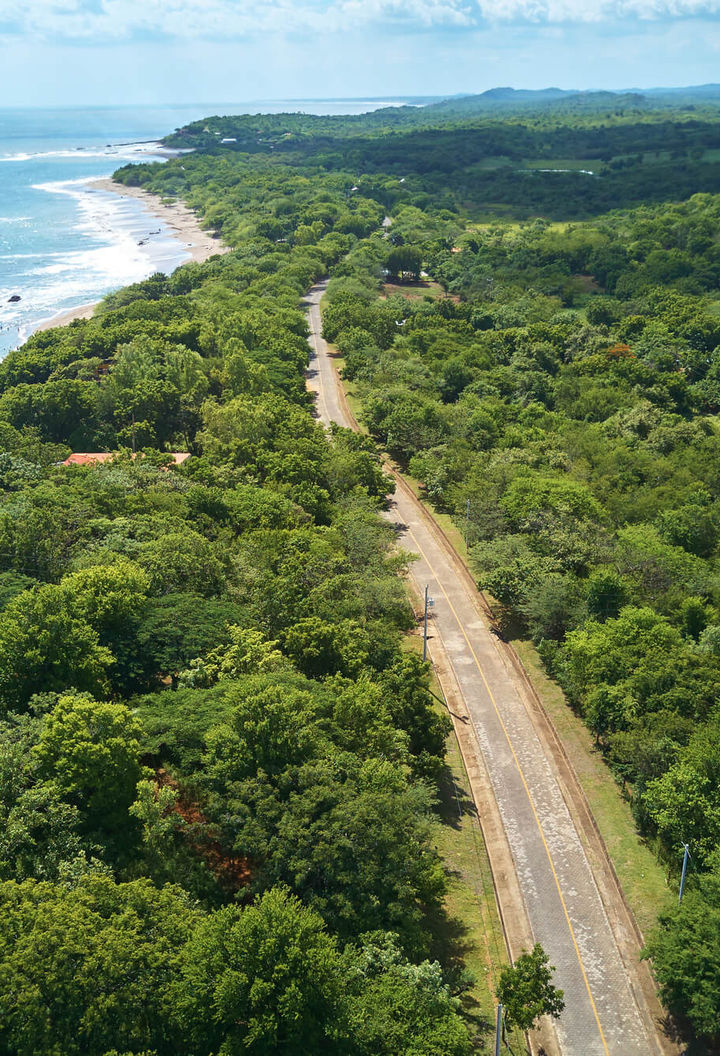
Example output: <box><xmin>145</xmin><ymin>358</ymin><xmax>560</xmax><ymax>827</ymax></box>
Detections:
<box><xmin>0</xmin><ymin>191</ymin><xmax>190</xmax><ymax>353</ymax></box>
<box><xmin>32</xmin><ymin>179</ymin><xmax>179</xmax><ymax>256</ymax></box>
<box><xmin>0</xmin><ymin>252</ymin><xmax>65</xmax><ymax>261</ymax></box>
<box><xmin>0</xmin><ymin>141</ymin><xmax>166</xmax><ymax>163</ymax></box>
<box><xmin>0</xmin><ymin>216</ymin><xmax>31</xmax><ymax>224</ymax></box>
<box><xmin>32</xmin><ymin>176</ymin><xmax>110</xmax><ymax>195</ymax></box>
<box><xmin>26</xmin><ymin>192</ymin><xmax>188</xmax><ymax>282</ymax></box>
<box><xmin>1</xmin><ymin>229</ymin><xmax>189</xmax><ymax>345</ymax></box>
<box><xmin>1</xmin><ymin>150</ymin><xmax>191</xmax><ymax>358</ymax></box>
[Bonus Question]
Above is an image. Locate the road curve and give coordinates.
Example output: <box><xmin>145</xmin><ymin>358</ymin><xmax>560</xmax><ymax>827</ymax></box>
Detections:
<box><xmin>304</xmin><ymin>281</ymin><xmax>665</xmax><ymax>1056</ymax></box>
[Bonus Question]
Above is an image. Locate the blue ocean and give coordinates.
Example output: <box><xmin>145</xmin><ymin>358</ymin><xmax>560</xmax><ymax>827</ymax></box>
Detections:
<box><xmin>0</xmin><ymin>100</ymin><xmax>408</xmax><ymax>357</ymax></box>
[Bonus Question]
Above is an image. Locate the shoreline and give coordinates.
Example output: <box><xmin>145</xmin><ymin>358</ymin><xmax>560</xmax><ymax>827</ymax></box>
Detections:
<box><xmin>33</xmin><ymin>178</ymin><xmax>228</xmax><ymax>335</ymax></box>
<box><xmin>90</xmin><ymin>179</ymin><xmax>228</xmax><ymax>265</ymax></box>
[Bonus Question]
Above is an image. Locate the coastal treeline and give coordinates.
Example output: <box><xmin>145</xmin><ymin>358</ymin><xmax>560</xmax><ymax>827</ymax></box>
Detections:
<box><xmin>0</xmin><ymin>170</ymin><xmax>475</xmax><ymax>1055</ymax></box>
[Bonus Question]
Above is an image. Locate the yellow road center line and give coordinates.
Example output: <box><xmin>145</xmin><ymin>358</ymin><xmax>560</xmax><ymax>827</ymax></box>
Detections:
<box><xmin>408</xmin><ymin>526</ymin><xmax>611</xmax><ymax>1056</ymax></box>
<box><xmin>313</xmin><ymin>305</ymin><xmax>611</xmax><ymax>1054</ymax></box>
<box><xmin>309</xmin><ymin>306</ymin><xmax>331</xmax><ymax>424</ymax></box>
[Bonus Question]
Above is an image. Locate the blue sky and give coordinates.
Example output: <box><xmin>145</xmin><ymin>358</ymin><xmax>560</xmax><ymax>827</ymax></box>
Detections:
<box><xmin>1</xmin><ymin>0</ymin><xmax>719</xmax><ymax>106</ymax></box>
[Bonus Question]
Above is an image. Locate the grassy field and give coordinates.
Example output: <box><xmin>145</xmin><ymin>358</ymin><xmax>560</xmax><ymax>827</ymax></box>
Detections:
<box><xmin>381</xmin><ymin>279</ymin><xmax>449</xmax><ymax>301</ymax></box>
<box><xmin>522</xmin><ymin>157</ymin><xmax>600</xmax><ymax>171</ymax></box>
<box><xmin>468</xmin><ymin>218</ymin><xmax>577</xmax><ymax>234</ymax></box>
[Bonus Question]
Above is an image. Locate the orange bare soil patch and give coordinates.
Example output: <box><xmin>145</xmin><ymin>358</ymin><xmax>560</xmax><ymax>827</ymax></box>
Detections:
<box><xmin>155</xmin><ymin>768</ymin><xmax>251</xmax><ymax>890</ymax></box>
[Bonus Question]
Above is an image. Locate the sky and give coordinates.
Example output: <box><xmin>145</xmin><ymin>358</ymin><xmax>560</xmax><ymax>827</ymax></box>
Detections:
<box><xmin>0</xmin><ymin>0</ymin><xmax>718</xmax><ymax>107</ymax></box>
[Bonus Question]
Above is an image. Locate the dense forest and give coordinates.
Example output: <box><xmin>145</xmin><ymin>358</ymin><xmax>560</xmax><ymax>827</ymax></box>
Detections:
<box><xmin>321</xmin><ymin>192</ymin><xmax>720</xmax><ymax>1048</ymax></box>
<box><xmin>159</xmin><ymin>88</ymin><xmax>720</xmax><ymax>218</ymax></box>
<box><xmin>2</xmin><ymin>90</ymin><xmax>720</xmax><ymax>1053</ymax></box>
<box><xmin>0</xmin><ymin>170</ymin><xmax>479</xmax><ymax>1055</ymax></box>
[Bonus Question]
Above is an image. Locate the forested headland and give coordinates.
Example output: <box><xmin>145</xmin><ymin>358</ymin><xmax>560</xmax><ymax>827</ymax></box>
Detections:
<box><xmin>2</xmin><ymin>89</ymin><xmax>720</xmax><ymax>1053</ymax></box>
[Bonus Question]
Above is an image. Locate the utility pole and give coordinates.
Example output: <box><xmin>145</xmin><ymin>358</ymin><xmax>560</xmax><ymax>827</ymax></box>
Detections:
<box><xmin>422</xmin><ymin>586</ymin><xmax>434</xmax><ymax>661</ymax></box>
<box><xmin>678</xmin><ymin>843</ymin><xmax>691</xmax><ymax>904</ymax></box>
<box><xmin>494</xmin><ymin>1003</ymin><xmax>503</xmax><ymax>1056</ymax></box>
<box><xmin>465</xmin><ymin>497</ymin><xmax>470</xmax><ymax>548</ymax></box>
<box><xmin>423</xmin><ymin>584</ymin><xmax>429</xmax><ymax>661</ymax></box>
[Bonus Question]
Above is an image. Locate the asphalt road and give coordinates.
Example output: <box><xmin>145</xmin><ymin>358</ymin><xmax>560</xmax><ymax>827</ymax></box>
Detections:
<box><xmin>304</xmin><ymin>282</ymin><xmax>659</xmax><ymax>1056</ymax></box>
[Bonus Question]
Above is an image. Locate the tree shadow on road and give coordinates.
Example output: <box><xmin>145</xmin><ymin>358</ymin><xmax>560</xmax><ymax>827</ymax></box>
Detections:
<box><xmin>436</xmin><ymin>760</ymin><xmax>478</xmax><ymax>832</ymax></box>
<box><xmin>423</xmin><ymin>762</ymin><xmax>497</xmax><ymax>1044</ymax></box>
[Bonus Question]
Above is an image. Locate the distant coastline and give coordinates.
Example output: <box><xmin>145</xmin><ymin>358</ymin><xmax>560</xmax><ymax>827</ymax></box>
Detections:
<box><xmin>1</xmin><ymin>102</ymin><xmax>399</xmax><ymax>357</ymax></box>
<box><xmin>32</xmin><ymin>179</ymin><xmax>228</xmax><ymax>335</ymax></box>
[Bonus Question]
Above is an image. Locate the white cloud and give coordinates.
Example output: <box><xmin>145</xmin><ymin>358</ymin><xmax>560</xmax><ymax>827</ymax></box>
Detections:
<box><xmin>1</xmin><ymin>0</ymin><xmax>473</xmax><ymax>39</ymax></box>
<box><xmin>475</xmin><ymin>0</ymin><xmax>720</xmax><ymax>20</ymax></box>
<box><xmin>2</xmin><ymin>0</ymin><xmax>720</xmax><ymax>41</ymax></box>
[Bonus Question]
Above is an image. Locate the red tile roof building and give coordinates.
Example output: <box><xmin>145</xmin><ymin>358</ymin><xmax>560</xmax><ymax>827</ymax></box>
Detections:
<box><xmin>61</xmin><ymin>452</ymin><xmax>191</xmax><ymax>467</ymax></box>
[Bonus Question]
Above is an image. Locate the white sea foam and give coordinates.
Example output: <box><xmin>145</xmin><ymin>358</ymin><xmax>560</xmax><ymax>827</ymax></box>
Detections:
<box><xmin>0</xmin><ymin>135</ymin><xmax>195</xmax><ymax>356</ymax></box>
<box><xmin>1</xmin><ymin>175</ymin><xmax>191</xmax><ymax>352</ymax></box>
<box><xmin>0</xmin><ymin>253</ymin><xmax>64</xmax><ymax>261</ymax></box>
<box><xmin>0</xmin><ymin>141</ymin><xmax>168</xmax><ymax>163</ymax></box>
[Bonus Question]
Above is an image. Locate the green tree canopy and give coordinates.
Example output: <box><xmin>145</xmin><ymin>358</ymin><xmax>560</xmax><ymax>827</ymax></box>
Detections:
<box><xmin>0</xmin><ymin>874</ymin><xmax>197</xmax><ymax>1056</ymax></box>
<box><xmin>0</xmin><ymin>585</ymin><xmax>114</xmax><ymax>712</ymax></box>
<box><xmin>645</xmin><ymin>858</ymin><xmax>720</xmax><ymax>1045</ymax></box>
<box><xmin>34</xmin><ymin>695</ymin><xmax>145</xmax><ymax>833</ymax></box>
<box><xmin>178</xmin><ymin>887</ymin><xmax>349</xmax><ymax>1055</ymax></box>
<box><xmin>496</xmin><ymin>944</ymin><xmax>565</xmax><ymax>1032</ymax></box>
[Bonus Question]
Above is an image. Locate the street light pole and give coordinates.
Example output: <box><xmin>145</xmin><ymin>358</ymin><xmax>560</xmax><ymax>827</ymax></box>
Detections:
<box><xmin>494</xmin><ymin>1004</ymin><xmax>503</xmax><ymax>1056</ymax></box>
<box><xmin>423</xmin><ymin>584</ymin><xmax>429</xmax><ymax>661</ymax></box>
<box><xmin>679</xmin><ymin>843</ymin><xmax>691</xmax><ymax>904</ymax></box>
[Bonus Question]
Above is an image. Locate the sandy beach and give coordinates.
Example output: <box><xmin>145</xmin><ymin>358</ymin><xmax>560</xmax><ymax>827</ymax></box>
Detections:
<box><xmin>33</xmin><ymin>179</ymin><xmax>228</xmax><ymax>334</ymax></box>
<box><xmin>91</xmin><ymin>179</ymin><xmax>228</xmax><ymax>265</ymax></box>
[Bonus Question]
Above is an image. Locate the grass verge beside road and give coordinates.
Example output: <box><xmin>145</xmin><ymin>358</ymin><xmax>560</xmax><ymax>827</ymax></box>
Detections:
<box><xmin>338</xmin><ymin>361</ymin><xmax>672</xmax><ymax>942</ymax></box>
<box><xmin>434</xmin><ymin>709</ymin><xmax>528</xmax><ymax>1053</ymax></box>
<box><xmin>511</xmin><ymin>641</ymin><xmax>673</xmax><ymax>937</ymax></box>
